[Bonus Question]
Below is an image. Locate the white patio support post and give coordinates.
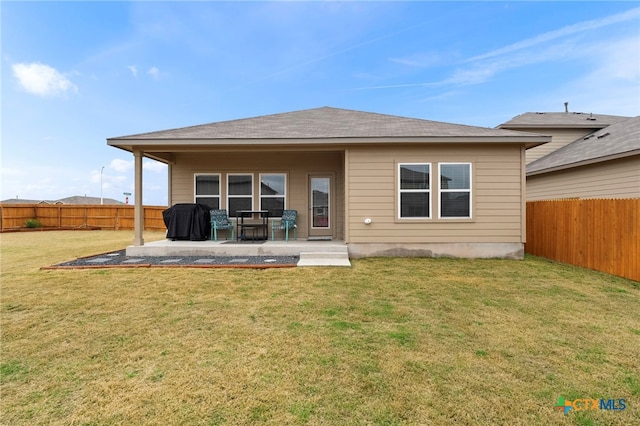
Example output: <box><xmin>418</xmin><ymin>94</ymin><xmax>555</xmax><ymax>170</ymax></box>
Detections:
<box><xmin>167</xmin><ymin>162</ymin><xmax>173</xmax><ymax>206</ymax></box>
<box><xmin>133</xmin><ymin>150</ymin><xmax>144</xmax><ymax>246</ymax></box>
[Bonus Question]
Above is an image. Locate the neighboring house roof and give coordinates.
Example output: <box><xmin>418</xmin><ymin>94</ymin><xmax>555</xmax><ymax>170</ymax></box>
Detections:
<box><xmin>499</xmin><ymin>112</ymin><xmax>632</xmax><ymax>130</ymax></box>
<box><xmin>0</xmin><ymin>198</ymin><xmax>54</xmax><ymax>204</ymax></box>
<box><xmin>109</xmin><ymin>106</ymin><xmax>547</xmax><ymax>145</ymax></box>
<box><xmin>57</xmin><ymin>196</ymin><xmax>125</xmax><ymax>205</ymax></box>
<box><xmin>527</xmin><ymin>116</ymin><xmax>640</xmax><ymax>175</ymax></box>
<box><xmin>1</xmin><ymin>196</ymin><xmax>124</xmax><ymax>205</ymax></box>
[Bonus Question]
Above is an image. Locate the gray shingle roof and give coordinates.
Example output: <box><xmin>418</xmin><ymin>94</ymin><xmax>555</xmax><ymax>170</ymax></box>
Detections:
<box><xmin>1</xmin><ymin>197</ymin><xmax>124</xmax><ymax>205</ymax></box>
<box><xmin>57</xmin><ymin>196</ymin><xmax>124</xmax><ymax>205</ymax></box>
<box><xmin>110</xmin><ymin>107</ymin><xmax>541</xmax><ymax>140</ymax></box>
<box><xmin>527</xmin><ymin>116</ymin><xmax>640</xmax><ymax>175</ymax></box>
<box><xmin>499</xmin><ymin>112</ymin><xmax>631</xmax><ymax>129</ymax></box>
<box><xmin>0</xmin><ymin>198</ymin><xmax>52</xmax><ymax>204</ymax></box>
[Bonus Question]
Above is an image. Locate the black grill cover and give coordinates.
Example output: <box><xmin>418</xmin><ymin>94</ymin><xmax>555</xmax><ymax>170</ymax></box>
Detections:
<box><xmin>162</xmin><ymin>204</ymin><xmax>210</xmax><ymax>241</ymax></box>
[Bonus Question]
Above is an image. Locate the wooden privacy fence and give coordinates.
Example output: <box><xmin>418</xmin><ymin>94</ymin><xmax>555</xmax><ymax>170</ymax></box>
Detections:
<box><xmin>526</xmin><ymin>199</ymin><xmax>640</xmax><ymax>282</ymax></box>
<box><xmin>0</xmin><ymin>204</ymin><xmax>167</xmax><ymax>232</ymax></box>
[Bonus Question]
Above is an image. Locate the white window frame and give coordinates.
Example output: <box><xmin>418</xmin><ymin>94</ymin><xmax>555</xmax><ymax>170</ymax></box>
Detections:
<box><xmin>227</xmin><ymin>173</ymin><xmax>254</xmax><ymax>215</ymax></box>
<box><xmin>194</xmin><ymin>173</ymin><xmax>221</xmax><ymax>210</ymax></box>
<box><xmin>438</xmin><ymin>162</ymin><xmax>472</xmax><ymax>219</ymax></box>
<box><xmin>398</xmin><ymin>163</ymin><xmax>431</xmax><ymax>219</ymax></box>
<box><xmin>259</xmin><ymin>173</ymin><xmax>287</xmax><ymax>217</ymax></box>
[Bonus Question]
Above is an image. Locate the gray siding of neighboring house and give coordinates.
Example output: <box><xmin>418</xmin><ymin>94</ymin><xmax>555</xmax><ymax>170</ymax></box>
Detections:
<box><xmin>527</xmin><ymin>156</ymin><xmax>640</xmax><ymax>200</ymax></box>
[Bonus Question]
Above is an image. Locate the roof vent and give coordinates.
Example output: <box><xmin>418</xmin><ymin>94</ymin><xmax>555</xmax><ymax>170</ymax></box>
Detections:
<box><xmin>586</xmin><ymin>113</ymin><xmax>596</xmax><ymax>121</ymax></box>
<box><xmin>583</xmin><ymin>134</ymin><xmax>594</xmax><ymax>140</ymax></box>
<box><xmin>564</xmin><ymin>102</ymin><xmax>569</xmax><ymax>113</ymax></box>
<box><xmin>597</xmin><ymin>132</ymin><xmax>610</xmax><ymax>139</ymax></box>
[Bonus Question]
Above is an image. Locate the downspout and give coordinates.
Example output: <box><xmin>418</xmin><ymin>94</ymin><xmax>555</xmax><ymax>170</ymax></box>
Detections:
<box><xmin>521</xmin><ymin>146</ymin><xmax>527</xmax><ymax>245</ymax></box>
<box><xmin>133</xmin><ymin>150</ymin><xmax>144</xmax><ymax>246</ymax></box>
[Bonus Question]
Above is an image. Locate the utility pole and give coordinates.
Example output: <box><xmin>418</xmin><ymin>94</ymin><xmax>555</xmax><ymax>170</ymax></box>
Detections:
<box><xmin>100</xmin><ymin>166</ymin><xmax>105</xmax><ymax>205</ymax></box>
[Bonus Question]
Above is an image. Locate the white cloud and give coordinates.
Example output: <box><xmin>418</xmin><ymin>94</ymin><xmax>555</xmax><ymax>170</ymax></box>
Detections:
<box><xmin>144</xmin><ymin>160</ymin><xmax>167</xmax><ymax>173</ymax></box>
<box><xmin>108</xmin><ymin>158</ymin><xmax>167</xmax><ymax>173</ymax></box>
<box><xmin>110</xmin><ymin>158</ymin><xmax>133</xmax><ymax>172</ymax></box>
<box><xmin>440</xmin><ymin>39</ymin><xmax>581</xmax><ymax>87</ymax></box>
<box><xmin>552</xmin><ymin>36</ymin><xmax>640</xmax><ymax>116</ymax></box>
<box><xmin>147</xmin><ymin>66</ymin><xmax>160</xmax><ymax>79</ymax></box>
<box><xmin>443</xmin><ymin>7</ymin><xmax>640</xmax><ymax>88</ymax></box>
<box><xmin>128</xmin><ymin>65</ymin><xmax>138</xmax><ymax>77</ymax></box>
<box><xmin>467</xmin><ymin>7</ymin><xmax>640</xmax><ymax>63</ymax></box>
<box><xmin>357</xmin><ymin>44</ymin><xmax>573</xmax><ymax>90</ymax></box>
<box><xmin>590</xmin><ymin>36</ymin><xmax>640</xmax><ymax>81</ymax></box>
<box><xmin>390</xmin><ymin>52</ymin><xmax>448</xmax><ymax>68</ymax></box>
<box><xmin>12</xmin><ymin>62</ymin><xmax>78</xmax><ymax>97</ymax></box>
<box><xmin>88</xmin><ymin>169</ymin><xmax>127</xmax><ymax>199</ymax></box>
<box><xmin>357</xmin><ymin>7</ymin><xmax>640</xmax><ymax>93</ymax></box>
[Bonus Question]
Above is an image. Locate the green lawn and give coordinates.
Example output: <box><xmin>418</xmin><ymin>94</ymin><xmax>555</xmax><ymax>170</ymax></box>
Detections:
<box><xmin>1</xmin><ymin>231</ymin><xmax>638</xmax><ymax>425</ymax></box>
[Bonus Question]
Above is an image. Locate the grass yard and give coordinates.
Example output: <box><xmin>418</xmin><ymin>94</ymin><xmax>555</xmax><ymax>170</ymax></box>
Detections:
<box><xmin>1</xmin><ymin>231</ymin><xmax>639</xmax><ymax>425</ymax></box>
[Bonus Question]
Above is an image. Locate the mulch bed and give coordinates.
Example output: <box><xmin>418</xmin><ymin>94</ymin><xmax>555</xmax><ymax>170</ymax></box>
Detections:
<box><xmin>42</xmin><ymin>250</ymin><xmax>299</xmax><ymax>270</ymax></box>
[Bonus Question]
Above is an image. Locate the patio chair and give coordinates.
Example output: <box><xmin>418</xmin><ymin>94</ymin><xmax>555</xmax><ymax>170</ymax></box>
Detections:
<box><xmin>271</xmin><ymin>209</ymin><xmax>297</xmax><ymax>241</ymax></box>
<box><xmin>210</xmin><ymin>209</ymin><xmax>235</xmax><ymax>241</ymax></box>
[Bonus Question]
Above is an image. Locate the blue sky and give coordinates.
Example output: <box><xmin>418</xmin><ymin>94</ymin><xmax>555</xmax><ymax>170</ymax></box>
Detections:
<box><xmin>2</xmin><ymin>1</ymin><xmax>639</xmax><ymax>206</ymax></box>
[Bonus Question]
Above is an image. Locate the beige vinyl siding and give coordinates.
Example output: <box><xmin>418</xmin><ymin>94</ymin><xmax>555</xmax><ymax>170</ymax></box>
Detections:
<box><xmin>524</xmin><ymin>128</ymin><xmax>595</xmax><ymax>164</ymax></box>
<box><xmin>527</xmin><ymin>156</ymin><xmax>640</xmax><ymax>200</ymax></box>
<box><xmin>170</xmin><ymin>150</ymin><xmax>344</xmax><ymax>239</ymax></box>
<box><xmin>347</xmin><ymin>144</ymin><xmax>524</xmax><ymax>244</ymax></box>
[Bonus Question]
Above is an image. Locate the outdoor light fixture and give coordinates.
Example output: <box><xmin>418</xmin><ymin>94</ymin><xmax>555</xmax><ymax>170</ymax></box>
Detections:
<box><xmin>364</xmin><ymin>218</ymin><xmax>372</xmax><ymax>225</ymax></box>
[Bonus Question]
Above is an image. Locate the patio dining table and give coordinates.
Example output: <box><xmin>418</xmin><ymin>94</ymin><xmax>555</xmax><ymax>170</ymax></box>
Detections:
<box><xmin>236</xmin><ymin>210</ymin><xmax>269</xmax><ymax>241</ymax></box>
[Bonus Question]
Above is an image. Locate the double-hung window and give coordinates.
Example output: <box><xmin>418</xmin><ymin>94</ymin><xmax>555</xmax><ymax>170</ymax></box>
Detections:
<box><xmin>228</xmin><ymin>174</ymin><xmax>253</xmax><ymax>216</ymax></box>
<box><xmin>260</xmin><ymin>173</ymin><xmax>286</xmax><ymax>217</ymax></box>
<box><xmin>439</xmin><ymin>163</ymin><xmax>471</xmax><ymax>218</ymax></box>
<box><xmin>194</xmin><ymin>174</ymin><xmax>220</xmax><ymax>210</ymax></box>
<box><xmin>398</xmin><ymin>163</ymin><xmax>431</xmax><ymax>219</ymax></box>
